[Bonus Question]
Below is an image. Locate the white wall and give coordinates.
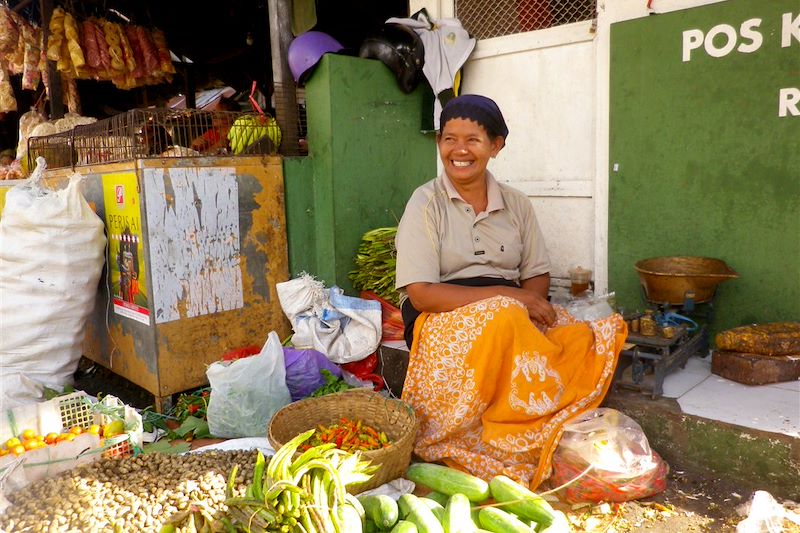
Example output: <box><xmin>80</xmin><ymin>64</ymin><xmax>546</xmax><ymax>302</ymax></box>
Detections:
<box><xmin>410</xmin><ymin>0</ymin><xmax>726</xmax><ymax>291</ymax></box>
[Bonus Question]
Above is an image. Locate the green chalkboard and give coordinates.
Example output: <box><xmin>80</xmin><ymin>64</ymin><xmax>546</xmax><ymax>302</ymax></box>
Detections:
<box><xmin>609</xmin><ymin>0</ymin><xmax>800</xmax><ymax>333</ymax></box>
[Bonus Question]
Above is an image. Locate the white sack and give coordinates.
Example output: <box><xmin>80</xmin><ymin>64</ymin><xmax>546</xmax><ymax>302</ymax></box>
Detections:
<box><xmin>276</xmin><ymin>275</ymin><xmax>382</xmax><ymax>364</ymax></box>
<box><xmin>0</xmin><ymin>158</ymin><xmax>106</xmax><ymax>409</ymax></box>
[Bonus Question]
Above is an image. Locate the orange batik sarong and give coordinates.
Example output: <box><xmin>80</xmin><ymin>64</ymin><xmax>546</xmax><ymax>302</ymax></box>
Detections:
<box><xmin>401</xmin><ymin>295</ymin><xmax>628</xmax><ymax>490</ymax></box>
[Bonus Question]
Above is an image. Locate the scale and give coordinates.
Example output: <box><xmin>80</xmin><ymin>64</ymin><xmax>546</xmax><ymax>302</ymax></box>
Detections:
<box><xmin>612</xmin><ymin>256</ymin><xmax>738</xmax><ymax>399</ymax></box>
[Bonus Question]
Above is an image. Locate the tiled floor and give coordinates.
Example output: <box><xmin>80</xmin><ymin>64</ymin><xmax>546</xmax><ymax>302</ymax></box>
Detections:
<box><xmin>662</xmin><ymin>356</ymin><xmax>800</xmax><ymax>437</ymax></box>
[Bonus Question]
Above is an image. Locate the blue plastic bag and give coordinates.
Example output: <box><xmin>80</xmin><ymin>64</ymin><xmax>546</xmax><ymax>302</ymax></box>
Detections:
<box><xmin>283</xmin><ymin>347</ymin><xmax>342</xmax><ymax>401</ymax></box>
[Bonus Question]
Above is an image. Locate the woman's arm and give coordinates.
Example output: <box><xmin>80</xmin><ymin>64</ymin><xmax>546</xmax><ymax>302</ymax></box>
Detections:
<box><xmin>406</xmin><ymin>273</ymin><xmax>555</xmax><ymax>325</ymax></box>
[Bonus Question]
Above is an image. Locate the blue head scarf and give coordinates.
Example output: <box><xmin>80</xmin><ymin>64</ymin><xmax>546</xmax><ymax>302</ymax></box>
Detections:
<box><xmin>439</xmin><ymin>94</ymin><xmax>509</xmax><ymax>139</ymax></box>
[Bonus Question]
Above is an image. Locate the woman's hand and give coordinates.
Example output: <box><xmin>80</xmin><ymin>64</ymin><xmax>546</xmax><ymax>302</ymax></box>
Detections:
<box><xmin>512</xmin><ymin>289</ymin><xmax>556</xmax><ymax>326</ymax></box>
<box><xmin>520</xmin><ymin>274</ymin><xmax>556</xmax><ymax>326</ymax></box>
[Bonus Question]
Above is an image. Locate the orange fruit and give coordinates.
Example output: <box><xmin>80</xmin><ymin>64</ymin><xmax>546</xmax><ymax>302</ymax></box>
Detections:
<box><xmin>11</xmin><ymin>445</ymin><xmax>25</xmax><ymax>456</ymax></box>
<box><xmin>69</xmin><ymin>426</ymin><xmax>84</xmax><ymax>435</ymax></box>
<box><xmin>20</xmin><ymin>429</ymin><xmax>37</xmax><ymax>441</ymax></box>
<box><xmin>87</xmin><ymin>424</ymin><xmax>101</xmax><ymax>435</ymax></box>
<box><xmin>5</xmin><ymin>437</ymin><xmax>21</xmax><ymax>450</ymax></box>
<box><xmin>22</xmin><ymin>440</ymin><xmax>39</xmax><ymax>451</ymax></box>
<box><xmin>44</xmin><ymin>433</ymin><xmax>59</xmax><ymax>445</ymax></box>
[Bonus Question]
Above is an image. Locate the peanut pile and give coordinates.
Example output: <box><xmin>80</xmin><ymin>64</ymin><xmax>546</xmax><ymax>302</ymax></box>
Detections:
<box><xmin>0</xmin><ymin>450</ymin><xmax>258</xmax><ymax>532</ymax></box>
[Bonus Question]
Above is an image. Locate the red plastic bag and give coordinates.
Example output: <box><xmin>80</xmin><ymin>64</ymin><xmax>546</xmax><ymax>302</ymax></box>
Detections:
<box><xmin>360</xmin><ymin>291</ymin><xmax>404</xmax><ymax>342</ymax></box>
<box><xmin>221</xmin><ymin>346</ymin><xmax>261</xmax><ymax>362</ymax></box>
<box><xmin>550</xmin><ymin>408</ymin><xmax>668</xmax><ymax>503</ymax></box>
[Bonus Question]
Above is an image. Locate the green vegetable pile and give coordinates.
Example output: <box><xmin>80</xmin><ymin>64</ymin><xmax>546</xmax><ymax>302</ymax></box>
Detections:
<box><xmin>349</xmin><ymin>227</ymin><xmax>400</xmax><ymax>306</ymax></box>
<box><xmin>159</xmin><ymin>429</ymin><xmax>377</xmax><ymax>532</ymax></box>
<box><xmin>311</xmin><ymin>370</ymin><xmax>353</xmax><ymax>397</ymax></box>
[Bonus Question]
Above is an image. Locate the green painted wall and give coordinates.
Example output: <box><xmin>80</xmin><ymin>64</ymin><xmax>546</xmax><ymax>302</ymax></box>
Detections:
<box><xmin>609</xmin><ymin>0</ymin><xmax>800</xmax><ymax>333</ymax></box>
<box><xmin>284</xmin><ymin>54</ymin><xmax>436</xmax><ymax>294</ymax></box>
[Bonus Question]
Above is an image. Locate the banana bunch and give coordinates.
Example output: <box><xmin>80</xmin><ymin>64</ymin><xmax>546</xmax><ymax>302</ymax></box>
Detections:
<box><xmin>222</xmin><ymin>429</ymin><xmax>377</xmax><ymax>532</ymax></box>
<box><xmin>227</xmin><ymin>115</ymin><xmax>282</xmax><ymax>155</ymax></box>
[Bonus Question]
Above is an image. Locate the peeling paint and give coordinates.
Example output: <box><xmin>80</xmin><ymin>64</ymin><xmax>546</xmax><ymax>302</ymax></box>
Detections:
<box><xmin>144</xmin><ymin>167</ymin><xmax>244</xmax><ymax>323</ymax></box>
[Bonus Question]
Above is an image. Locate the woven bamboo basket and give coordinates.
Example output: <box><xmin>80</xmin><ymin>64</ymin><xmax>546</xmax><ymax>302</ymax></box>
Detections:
<box><xmin>267</xmin><ymin>389</ymin><xmax>417</xmax><ymax>493</ymax></box>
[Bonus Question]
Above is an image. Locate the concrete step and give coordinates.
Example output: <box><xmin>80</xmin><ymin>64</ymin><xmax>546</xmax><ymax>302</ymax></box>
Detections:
<box><xmin>603</xmin><ymin>388</ymin><xmax>800</xmax><ymax>501</ymax></box>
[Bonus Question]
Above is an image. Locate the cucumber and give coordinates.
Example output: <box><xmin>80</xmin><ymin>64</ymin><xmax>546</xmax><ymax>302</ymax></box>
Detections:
<box><xmin>420</xmin><ymin>497</ymin><xmax>445</xmax><ymax>522</ymax></box>
<box><xmin>406</xmin><ymin>463</ymin><xmax>490</xmax><ymax>503</ymax></box>
<box><xmin>359</xmin><ymin>494</ymin><xmax>400</xmax><ymax>530</ymax></box>
<box><xmin>398</xmin><ymin>494</ymin><xmax>445</xmax><ymax>533</ymax></box>
<box><xmin>488</xmin><ymin>475</ymin><xmax>554</xmax><ymax>529</ymax></box>
<box><xmin>442</xmin><ymin>493</ymin><xmax>476</xmax><ymax>533</ymax></box>
<box><xmin>339</xmin><ymin>502</ymin><xmax>365</xmax><ymax>533</ymax></box>
<box><xmin>423</xmin><ymin>491</ymin><xmax>450</xmax><ymax>507</ymax></box>
<box><xmin>390</xmin><ymin>520</ymin><xmax>420</xmax><ymax>533</ymax></box>
<box><xmin>478</xmin><ymin>507</ymin><xmax>534</xmax><ymax>533</ymax></box>
<box><xmin>538</xmin><ymin>510</ymin><xmax>570</xmax><ymax>533</ymax></box>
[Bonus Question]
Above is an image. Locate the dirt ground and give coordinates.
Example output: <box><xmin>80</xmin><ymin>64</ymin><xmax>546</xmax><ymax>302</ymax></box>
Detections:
<box><xmin>73</xmin><ymin>358</ymin><xmax>799</xmax><ymax>533</ymax></box>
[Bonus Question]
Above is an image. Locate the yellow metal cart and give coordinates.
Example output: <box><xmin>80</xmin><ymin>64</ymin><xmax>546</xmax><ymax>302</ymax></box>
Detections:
<box><xmin>28</xmin><ymin>109</ymin><xmax>290</xmax><ymax>411</ymax></box>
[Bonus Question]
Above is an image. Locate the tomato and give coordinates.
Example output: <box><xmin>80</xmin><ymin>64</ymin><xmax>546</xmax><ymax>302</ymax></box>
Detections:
<box><xmin>44</xmin><ymin>432</ymin><xmax>59</xmax><ymax>445</ymax></box>
<box><xmin>69</xmin><ymin>426</ymin><xmax>84</xmax><ymax>435</ymax></box>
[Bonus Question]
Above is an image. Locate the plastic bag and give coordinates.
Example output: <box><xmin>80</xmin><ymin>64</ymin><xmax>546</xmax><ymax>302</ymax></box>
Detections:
<box><xmin>206</xmin><ymin>331</ymin><xmax>292</xmax><ymax>438</ymax></box>
<box><xmin>360</xmin><ymin>291</ymin><xmax>405</xmax><ymax>341</ymax></box>
<box><xmin>283</xmin><ymin>347</ymin><xmax>342</xmax><ymax>401</ymax></box>
<box><xmin>551</xmin><ymin>408</ymin><xmax>668</xmax><ymax>503</ymax></box>
<box><xmin>565</xmin><ymin>292</ymin><xmax>616</xmax><ymax>322</ymax></box>
<box><xmin>0</xmin><ymin>159</ymin><xmax>106</xmax><ymax>409</ymax></box>
<box><xmin>276</xmin><ymin>274</ymin><xmax>382</xmax><ymax>364</ymax></box>
<box><xmin>736</xmin><ymin>491</ymin><xmax>789</xmax><ymax>533</ymax></box>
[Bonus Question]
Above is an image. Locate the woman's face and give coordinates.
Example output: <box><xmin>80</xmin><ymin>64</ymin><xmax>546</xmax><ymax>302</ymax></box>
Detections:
<box><xmin>438</xmin><ymin>118</ymin><xmax>504</xmax><ymax>187</ymax></box>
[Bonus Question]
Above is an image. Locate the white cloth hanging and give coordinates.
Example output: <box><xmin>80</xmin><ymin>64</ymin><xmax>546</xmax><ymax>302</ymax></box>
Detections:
<box><xmin>387</xmin><ymin>12</ymin><xmax>476</xmax><ymax>129</ymax></box>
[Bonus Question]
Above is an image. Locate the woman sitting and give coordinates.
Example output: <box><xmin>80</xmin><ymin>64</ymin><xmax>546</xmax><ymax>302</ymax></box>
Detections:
<box><xmin>395</xmin><ymin>94</ymin><xmax>627</xmax><ymax>489</ymax></box>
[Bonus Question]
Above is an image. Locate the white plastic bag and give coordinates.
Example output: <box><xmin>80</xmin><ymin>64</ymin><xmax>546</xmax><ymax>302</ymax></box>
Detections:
<box><xmin>277</xmin><ymin>275</ymin><xmax>382</xmax><ymax>364</ymax></box>
<box><xmin>0</xmin><ymin>158</ymin><xmax>106</xmax><ymax>409</ymax></box>
<box><xmin>206</xmin><ymin>331</ymin><xmax>292</xmax><ymax>438</ymax></box>
<box><xmin>565</xmin><ymin>292</ymin><xmax>616</xmax><ymax>322</ymax></box>
<box><xmin>736</xmin><ymin>491</ymin><xmax>788</xmax><ymax>533</ymax></box>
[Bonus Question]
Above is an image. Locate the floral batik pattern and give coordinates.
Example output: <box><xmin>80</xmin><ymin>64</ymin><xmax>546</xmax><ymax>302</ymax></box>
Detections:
<box><xmin>401</xmin><ymin>295</ymin><xmax>627</xmax><ymax>489</ymax></box>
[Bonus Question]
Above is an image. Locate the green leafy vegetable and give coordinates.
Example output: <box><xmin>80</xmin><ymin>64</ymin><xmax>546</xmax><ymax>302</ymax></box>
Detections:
<box><xmin>311</xmin><ymin>370</ymin><xmax>353</xmax><ymax>397</ymax></box>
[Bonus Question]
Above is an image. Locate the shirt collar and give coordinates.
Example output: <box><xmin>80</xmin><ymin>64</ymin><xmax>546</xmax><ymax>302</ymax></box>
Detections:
<box><xmin>440</xmin><ymin>171</ymin><xmax>505</xmax><ymax>213</ymax></box>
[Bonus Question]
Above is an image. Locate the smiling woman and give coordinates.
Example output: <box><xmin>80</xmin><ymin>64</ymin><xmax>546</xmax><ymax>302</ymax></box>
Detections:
<box><xmin>394</xmin><ymin>94</ymin><xmax>628</xmax><ymax>490</ymax></box>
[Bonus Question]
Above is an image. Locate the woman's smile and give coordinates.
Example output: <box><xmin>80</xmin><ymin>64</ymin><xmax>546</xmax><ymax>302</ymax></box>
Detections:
<box><xmin>438</xmin><ymin>118</ymin><xmax>503</xmax><ymax>187</ymax></box>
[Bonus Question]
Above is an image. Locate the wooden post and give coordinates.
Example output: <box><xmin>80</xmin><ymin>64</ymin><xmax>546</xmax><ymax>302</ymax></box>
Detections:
<box><xmin>267</xmin><ymin>0</ymin><xmax>299</xmax><ymax>154</ymax></box>
<box><xmin>39</xmin><ymin>0</ymin><xmax>64</xmax><ymax>119</ymax></box>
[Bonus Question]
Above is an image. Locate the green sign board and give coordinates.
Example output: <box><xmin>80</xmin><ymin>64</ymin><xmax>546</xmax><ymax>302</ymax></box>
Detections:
<box><xmin>609</xmin><ymin>0</ymin><xmax>800</xmax><ymax>332</ymax></box>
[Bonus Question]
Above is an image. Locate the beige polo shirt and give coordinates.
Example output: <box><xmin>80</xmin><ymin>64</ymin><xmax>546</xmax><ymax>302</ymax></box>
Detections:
<box><xmin>395</xmin><ymin>172</ymin><xmax>550</xmax><ymax>295</ymax></box>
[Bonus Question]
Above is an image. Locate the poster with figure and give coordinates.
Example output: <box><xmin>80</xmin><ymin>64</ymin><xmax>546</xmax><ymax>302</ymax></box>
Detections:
<box><xmin>103</xmin><ymin>171</ymin><xmax>151</xmax><ymax>325</ymax></box>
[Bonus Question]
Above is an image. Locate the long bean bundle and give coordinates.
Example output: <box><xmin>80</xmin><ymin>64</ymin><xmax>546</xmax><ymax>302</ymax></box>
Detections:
<box><xmin>349</xmin><ymin>227</ymin><xmax>400</xmax><ymax>306</ymax></box>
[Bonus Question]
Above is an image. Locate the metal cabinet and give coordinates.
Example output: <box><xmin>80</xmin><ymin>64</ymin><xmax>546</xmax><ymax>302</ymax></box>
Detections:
<box><xmin>45</xmin><ymin>156</ymin><xmax>290</xmax><ymax>410</ymax></box>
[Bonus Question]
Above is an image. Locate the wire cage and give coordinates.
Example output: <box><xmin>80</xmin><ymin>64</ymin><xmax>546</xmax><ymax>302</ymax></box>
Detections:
<box><xmin>27</xmin><ymin>108</ymin><xmax>283</xmax><ymax>170</ymax></box>
<box><xmin>456</xmin><ymin>0</ymin><xmax>597</xmax><ymax>40</ymax></box>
